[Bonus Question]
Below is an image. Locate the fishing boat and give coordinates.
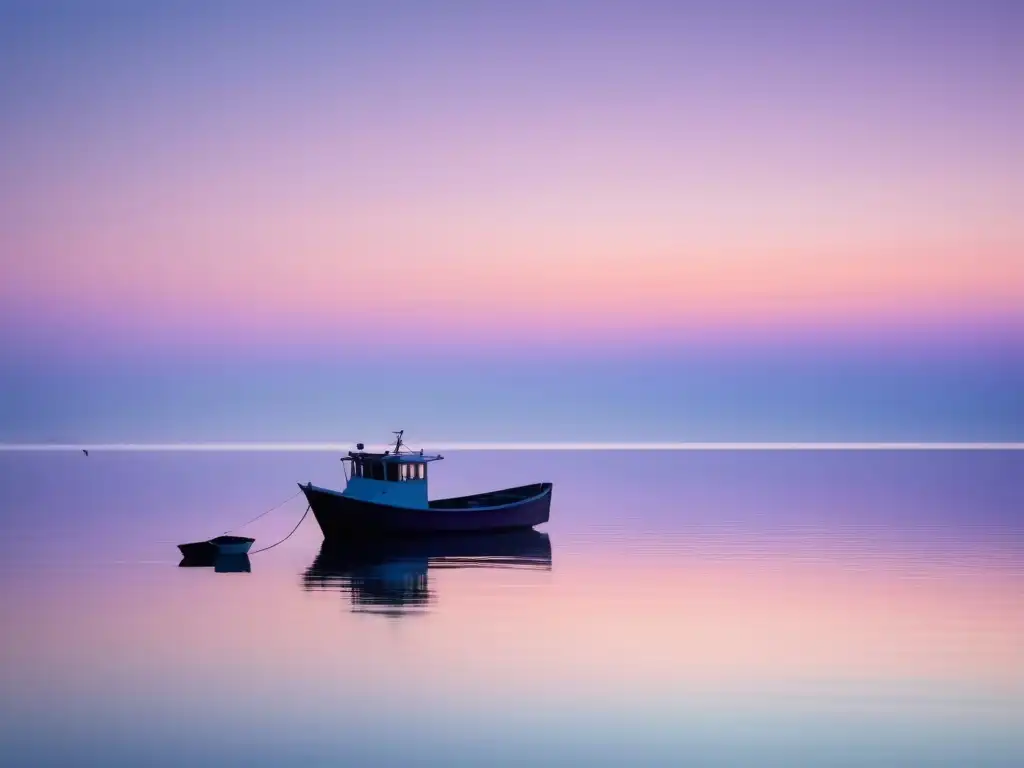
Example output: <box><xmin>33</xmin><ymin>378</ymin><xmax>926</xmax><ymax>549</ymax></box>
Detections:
<box><xmin>298</xmin><ymin>431</ymin><xmax>552</xmax><ymax>539</ymax></box>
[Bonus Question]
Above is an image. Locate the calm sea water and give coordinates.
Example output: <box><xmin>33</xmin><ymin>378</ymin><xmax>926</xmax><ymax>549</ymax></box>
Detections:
<box><xmin>0</xmin><ymin>450</ymin><xmax>1021</xmax><ymax>767</ymax></box>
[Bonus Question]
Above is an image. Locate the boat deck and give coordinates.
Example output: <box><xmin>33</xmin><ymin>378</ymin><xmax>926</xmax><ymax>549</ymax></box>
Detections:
<box><xmin>429</xmin><ymin>483</ymin><xmax>550</xmax><ymax>510</ymax></box>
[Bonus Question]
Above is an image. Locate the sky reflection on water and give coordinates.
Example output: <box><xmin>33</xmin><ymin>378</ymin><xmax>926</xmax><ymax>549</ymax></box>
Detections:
<box><xmin>0</xmin><ymin>450</ymin><xmax>1021</xmax><ymax>766</ymax></box>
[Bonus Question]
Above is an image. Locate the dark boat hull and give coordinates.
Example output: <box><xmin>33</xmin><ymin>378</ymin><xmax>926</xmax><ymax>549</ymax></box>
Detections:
<box><xmin>310</xmin><ymin>528</ymin><xmax>553</xmax><ymax>569</ymax></box>
<box><xmin>299</xmin><ymin>482</ymin><xmax>552</xmax><ymax>539</ymax></box>
<box><xmin>178</xmin><ymin>541</ymin><xmax>219</xmax><ymax>559</ymax></box>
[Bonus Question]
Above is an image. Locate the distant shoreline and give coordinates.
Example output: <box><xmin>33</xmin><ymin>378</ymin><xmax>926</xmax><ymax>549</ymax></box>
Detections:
<box><xmin>1</xmin><ymin>442</ymin><xmax>1022</xmax><ymax>452</ymax></box>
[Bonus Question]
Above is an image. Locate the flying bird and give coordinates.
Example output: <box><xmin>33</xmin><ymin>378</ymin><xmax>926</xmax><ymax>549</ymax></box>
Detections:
<box><xmin>82</xmin><ymin>449</ymin><xmax>89</xmax><ymax>457</ymax></box>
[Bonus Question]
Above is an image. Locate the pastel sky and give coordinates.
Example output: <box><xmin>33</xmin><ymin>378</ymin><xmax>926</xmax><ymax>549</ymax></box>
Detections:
<box><xmin>0</xmin><ymin>1</ymin><xmax>1021</xmax><ymax>441</ymax></box>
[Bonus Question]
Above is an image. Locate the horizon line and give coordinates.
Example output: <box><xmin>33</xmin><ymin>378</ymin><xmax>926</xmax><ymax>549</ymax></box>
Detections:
<box><xmin>1</xmin><ymin>442</ymin><xmax>1022</xmax><ymax>452</ymax></box>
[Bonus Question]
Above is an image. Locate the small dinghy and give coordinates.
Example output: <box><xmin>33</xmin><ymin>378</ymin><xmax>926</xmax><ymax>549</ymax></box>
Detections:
<box><xmin>177</xmin><ymin>535</ymin><xmax>255</xmax><ymax>559</ymax></box>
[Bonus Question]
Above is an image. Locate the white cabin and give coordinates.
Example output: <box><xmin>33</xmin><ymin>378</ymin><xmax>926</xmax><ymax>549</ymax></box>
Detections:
<box><xmin>341</xmin><ymin>433</ymin><xmax>443</xmax><ymax>509</ymax></box>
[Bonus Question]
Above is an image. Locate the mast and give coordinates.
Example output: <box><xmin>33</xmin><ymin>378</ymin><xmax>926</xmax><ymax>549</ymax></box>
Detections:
<box><xmin>392</xmin><ymin>430</ymin><xmax>405</xmax><ymax>454</ymax></box>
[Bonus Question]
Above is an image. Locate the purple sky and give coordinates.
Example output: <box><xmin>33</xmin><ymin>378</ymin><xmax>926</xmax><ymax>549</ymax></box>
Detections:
<box><xmin>0</xmin><ymin>1</ymin><xmax>1021</xmax><ymax>441</ymax></box>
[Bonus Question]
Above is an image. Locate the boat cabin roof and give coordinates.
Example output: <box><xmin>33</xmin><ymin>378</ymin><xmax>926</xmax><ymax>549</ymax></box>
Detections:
<box><xmin>344</xmin><ymin>433</ymin><xmax>442</xmax><ymax>468</ymax></box>
<box><xmin>345</xmin><ymin>450</ymin><xmax>443</xmax><ymax>464</ymax></box>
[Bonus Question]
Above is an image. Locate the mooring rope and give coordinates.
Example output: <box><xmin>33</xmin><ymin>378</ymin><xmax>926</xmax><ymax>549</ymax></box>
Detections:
<box><xmin>249</xmin><ymin>504</ymin><xmax>311</xmax><ymax>555</ymax></box>
<box><xmin>220</xmin><ymin>489</ymin><xmax>303</xmax><ymax>535</ymax></box>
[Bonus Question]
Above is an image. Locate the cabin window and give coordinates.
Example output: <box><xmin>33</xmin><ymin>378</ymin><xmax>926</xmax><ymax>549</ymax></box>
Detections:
<box><xmin>385</xmin><ymin>462</ymin><xmax>400</xmax><ymax>482</ymax></box>
<box><xmin>352</xmin><ymin>460</ymin><xmax>362</xmax><ymax>478</ymax></box>
<box><xmin>394</xmin><ymin>462</ymin><xmax>426</xmax><ymax>480</ymax></box>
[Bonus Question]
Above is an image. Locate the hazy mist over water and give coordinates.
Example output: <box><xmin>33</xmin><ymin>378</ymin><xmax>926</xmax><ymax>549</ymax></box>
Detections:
<box><xmin>2</xmin><ymin>342</ymin><xmax>1021</xmax><ymax>443</ymax></box>
<box><xmin>1</xmin><ymin>449</ymin><xmax>1021</xmax><ymax>767</ymax></box>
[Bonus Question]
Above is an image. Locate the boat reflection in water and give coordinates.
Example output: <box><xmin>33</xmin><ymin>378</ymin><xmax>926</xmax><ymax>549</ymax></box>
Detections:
<box><xmin>301</xmin><ymin>529</ymin><xmax>552</xmax><ymax>618</ymax></box>
<box><xmin>178</xmin><ymin>552</ymin><xmax>252</xmax><ymax>573</ymax></box>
